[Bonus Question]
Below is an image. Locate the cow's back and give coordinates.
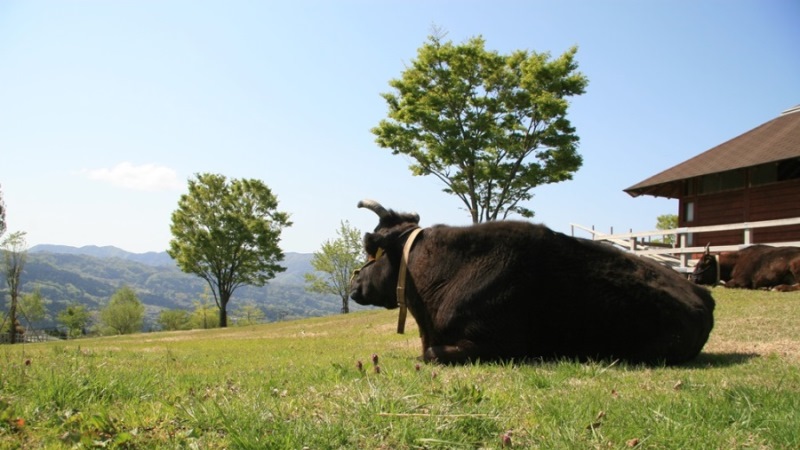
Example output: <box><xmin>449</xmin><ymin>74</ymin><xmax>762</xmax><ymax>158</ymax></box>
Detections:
<box><xmin>413</xmin><ymin>221</ymin><xmax>715</xmax><ymax>364</ymax></box>
<box><xmin>731</xmin><ymin>245</ymin><xmax>800</xmax><ymax>288</ymax></box>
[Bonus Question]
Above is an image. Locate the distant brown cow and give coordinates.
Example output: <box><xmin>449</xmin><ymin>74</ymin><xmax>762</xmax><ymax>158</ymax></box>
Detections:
<box><xmin>692</xmin><ymin>244</ymin><xmax>800</xmax><ymax>291</ymax></box>
<box><xmin>350</xmin><ymin>199</ymin><xmax>716</xmax><ymax>365</ymax></box>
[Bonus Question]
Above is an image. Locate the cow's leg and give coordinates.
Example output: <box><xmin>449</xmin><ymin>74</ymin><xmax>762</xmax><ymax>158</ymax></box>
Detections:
<box><xmin>423</xmin><ymin>340</ymin><xmax>480</xmax><ymax>364</ymax></box>
<box><xmin>724</xmin><ymin>278</ymin><xmax>749</xmax><ymax>289</ymax></box>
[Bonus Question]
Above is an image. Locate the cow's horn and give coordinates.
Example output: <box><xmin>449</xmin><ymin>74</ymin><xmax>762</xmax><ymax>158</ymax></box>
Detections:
<box><xmin>704</xmin><ymin>242</ymin><xmax>711</xmax><ymax>254</ymax></box>
<box><xmin>358</xmin><ymin>199</ymin><xmax>390</xmax><ymax>219</ymax></box>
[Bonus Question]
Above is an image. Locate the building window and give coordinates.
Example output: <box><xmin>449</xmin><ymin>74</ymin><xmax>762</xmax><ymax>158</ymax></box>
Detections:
<box><xmin>750</xmin><ymin>163</ymin><xmax>776</xmax><ymax>186</ymax></box>
<box><xmin>720</xmin><ymin>169</ymin><xmax>745</xmax><ymax>190</ymax></box>
<box><xmin>699</xmin><ymin>174</ymin><xmax>720</xmax><ymax>194</ymax></box>
<box><xmin>699</xmin><ymin>169</ymin><xmax>745</xmax><ymax>194</ymax></box>
<box><xmin>750</xmin><ymin>157</ymin><xmax>800</xmax><ymax>186</ymax></box>
<box><xmin>683</xmin><ymin>180</ymin><xmax>695</xmax><ymax>196</ymax></box>
<box><xmin>777</xmin><ymin>158</ymin><xmax>800</xmax><ymax>181</ymax></box>
<box><xmin>684</xmin><ymin>201</ymin><xmax>695</xmax><ymax>222</ymax></box>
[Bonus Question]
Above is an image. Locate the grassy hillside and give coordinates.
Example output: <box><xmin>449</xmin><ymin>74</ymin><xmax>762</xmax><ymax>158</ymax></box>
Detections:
<box><xmin>14</xmin><ymin>250</ymin><xmax>357</xmax><ymax>328</ymax></box>
<box><xmin>1</xmin><ymin>288</ymin><xmax>799</xmax><ymax>449</ymax></box>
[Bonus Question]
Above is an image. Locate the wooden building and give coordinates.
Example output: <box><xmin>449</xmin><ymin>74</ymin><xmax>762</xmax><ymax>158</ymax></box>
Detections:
<box><xmin>625</xmin><ymin>105</ymin><xmax>800</xmax><ymax>247</ymax></box>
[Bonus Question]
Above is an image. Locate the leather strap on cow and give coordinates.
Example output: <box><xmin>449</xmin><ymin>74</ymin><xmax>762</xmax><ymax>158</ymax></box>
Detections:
<box><xmin>396</xmin><ymin>227</ymin><xmax>422</xmax><ymax>334</ymax></box>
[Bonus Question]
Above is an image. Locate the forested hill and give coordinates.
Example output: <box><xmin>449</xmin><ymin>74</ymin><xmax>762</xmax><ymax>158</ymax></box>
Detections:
<box><xmin>30</xmin><ymin>244</ymin><xmax>175</xmax><ymax>266</ymax></box>
<box><xmin>11</xmin><ymin>246</ymin><xmax>360</xmax><ymax>328</ymax></box>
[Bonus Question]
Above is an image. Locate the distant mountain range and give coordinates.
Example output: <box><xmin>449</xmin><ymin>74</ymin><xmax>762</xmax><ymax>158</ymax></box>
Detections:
<box><xmin>30</xmin><ymin>244</ymin><xmax>175</xmax><ymax>266</ymax></box>
<box><xmin>5</xmin><ymin>245</ymin><xmax>363</xmax><ymax>330</ymax></box>
<box><xmin>28</xmin><ymin>244</ymin><xmax>319</xmax><ymax>283</ymax></box>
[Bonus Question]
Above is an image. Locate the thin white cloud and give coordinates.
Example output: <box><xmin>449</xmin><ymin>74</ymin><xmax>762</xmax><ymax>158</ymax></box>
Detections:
<box><xmin>84</xmin><ymin>162</ymin><xmax>182</xmax><ymax>191</ymax></box>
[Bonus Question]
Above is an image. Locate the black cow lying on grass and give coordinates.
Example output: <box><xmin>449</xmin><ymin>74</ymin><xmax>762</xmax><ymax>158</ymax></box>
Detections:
<box><xmin>350</xmin><ymin>200</ymin><xmax>715</xmax><ymax>365</ymax></box>
<box><xmin>692</xmin><ymin>244</ymin><xmax>800</xmax><ymax>292</ymax></box>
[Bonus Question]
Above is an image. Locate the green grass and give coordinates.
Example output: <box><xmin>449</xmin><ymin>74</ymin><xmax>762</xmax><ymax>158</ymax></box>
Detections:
<box><xmin>2</xmin><ymin>288</ymin><xmax>799</xmax><ymax>449</ymax></box>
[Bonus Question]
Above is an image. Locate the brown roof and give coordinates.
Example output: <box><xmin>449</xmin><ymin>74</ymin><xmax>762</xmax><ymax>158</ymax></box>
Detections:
<box><xmin>625</xmin><ymin>105</ymin><xmax>800</xmax><ymax>198</ymax></box>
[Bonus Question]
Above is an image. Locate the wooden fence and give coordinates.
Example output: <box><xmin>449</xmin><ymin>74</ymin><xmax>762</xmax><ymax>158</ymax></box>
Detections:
<box><xmin>0</xmin><ymin>330</ymin><xmax>60</xmax><ymax>344</ymax></box>
<box><xmin>571</xmin><ymin>216</ymin><xmax>800</xmax><ymax>273</ymax></box>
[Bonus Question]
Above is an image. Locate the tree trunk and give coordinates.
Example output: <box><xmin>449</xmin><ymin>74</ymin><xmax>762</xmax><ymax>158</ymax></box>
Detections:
<box><xmin>218</xmin><ymin>290</ymin><xmax>230</xmax><ymax>328</ymax></box>
<box><xmin>8</xmin><ymin>294</ymin><xmax>17</xmax><ymax>344</ymax></box>
<box><xmin>219</xmin><ymin>307</ymin><xmax>228</xmax><ymax>328</ymax></box>
<box><xmin>341</xmin><ymin>295</ymin><xmax>349</xmax><ymax>314</ymax></box>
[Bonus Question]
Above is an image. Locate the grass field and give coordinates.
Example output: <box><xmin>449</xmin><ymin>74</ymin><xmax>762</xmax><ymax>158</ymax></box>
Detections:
<box><xmin>2</xmin><ymin>288</ymin><xmax>799</xmax><ymax>449</ymax></box>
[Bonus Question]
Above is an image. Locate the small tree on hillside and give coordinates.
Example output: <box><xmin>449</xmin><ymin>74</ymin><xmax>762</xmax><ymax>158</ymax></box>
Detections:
<box><xmin>18</xmin><ymin>287</ymin><xmax>49</xmax><ymax>328</ymax></box>
<box><xmin>372</xmin><ymin>31</ymin><xmax>588</xmax><ymax>222</ymax></box>
<box><xmin>158</xmin><ymin>309</ymin><xmax>191</xmax><ymax>331</ymax></box>
<box><xmin>304</xmin><ymin>221</ymin><xmax>364</xmax><ymax>314</ymax></box>
<box><xmin>233</xmin><ymin>303</ymin><xmax>265</xmax><ymax>326</ymax></box>
<box><xmin>100</xmin><ymin>285</ymin><xmax>145</xmax><ymax>335</ymax></box>
<box><xmin>57</xmin><ymin>304</ymin><xmax>91</xmax><ymax>339</ymax></box>
<box><xmin>191</xmin><ymin>299</ymin><xmax>219</xmax><ymax>329</ymax></box>
<box><xmin>169</xmin><ymin>173</ymin><xmax>292</xmax><ymax>327</ymax></box>
<box><xmin>2</xmin><ymin>231</ymin><xmax>27</xmax><ymax>344</ymax></box>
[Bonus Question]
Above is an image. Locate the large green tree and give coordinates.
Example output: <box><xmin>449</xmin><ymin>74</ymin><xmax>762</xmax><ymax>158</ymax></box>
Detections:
<box><xmin>373</xmin><ymin>32</ymin><xmax>588</xmax><ymax>222</ymax></box>
<box><xmin>100</xmin><ymin>285</ymin><xmax>145</xmax><ymax>335</ymax></box>
<box><xmin>169</xmin><ymin>173</ymin><xmax>292</xmax><ymax>327</ymax></box>
<box><xmin>304</xmin><ymin>221</ymin><xmax>364</xmax><ymax>314</ymax></box>
<box><xmin>2</xmin><ymin>231</ymin><xmax>27</xmax><ymax>344</ymax></box>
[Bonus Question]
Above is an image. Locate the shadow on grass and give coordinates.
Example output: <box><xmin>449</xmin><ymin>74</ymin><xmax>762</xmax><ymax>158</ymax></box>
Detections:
<box><xmin>682</xmin><ymin>351</ymin><xmax>759</xmax><ymax>368</ymax></box>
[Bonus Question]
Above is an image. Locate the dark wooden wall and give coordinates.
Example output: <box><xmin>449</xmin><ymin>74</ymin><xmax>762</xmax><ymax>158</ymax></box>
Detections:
<box><xmin>679</xmin><ymin>178</ymin><xmax>800</xmax><ymax>246</ymax></box>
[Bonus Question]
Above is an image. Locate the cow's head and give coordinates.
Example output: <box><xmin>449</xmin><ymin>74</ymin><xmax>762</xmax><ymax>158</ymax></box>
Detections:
<box><xmin>691</xmin><ymin>244</ymin><xmax>719</xmax><ymax>285</ymax></box>
<box><xmin>349</xmin><ymin>199</ymin><xmax>420</xmax><ymax>309</ymax></box>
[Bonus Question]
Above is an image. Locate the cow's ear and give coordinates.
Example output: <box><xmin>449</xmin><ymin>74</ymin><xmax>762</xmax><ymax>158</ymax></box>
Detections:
<box><xmin>364</xmin><ymin>232</ymin><xmax>385</xmax><ymax>257</ymax></box>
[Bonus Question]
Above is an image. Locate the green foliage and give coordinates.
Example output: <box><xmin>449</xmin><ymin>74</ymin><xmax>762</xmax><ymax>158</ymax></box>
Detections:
<box><xmin>1</xmin><ymin>288</ymin><xmax>798</xmax><ymax>448</ymax></box>
<box><xmin>56</xmin><ymin>303</ymin><xmax>91</xmax><ymax>338</ymax></box>
<box><xmin>304</xmin><ymin>220</ymin><xmax>364</xmax><ymax>313</ymax></box>
<box><xmin>157</xmin><ymin>309</ymin><xmax>191</xmax><ymax>331</ymax></box>
<box><xmin>17</xmin><ymin>251</ymin><xmax>352</xmax><ymax>329</ymax></box>
<box><xmin>373</xmin><ymin>31</ymin><xmax>588</xmax><ymax>222</ymax></box>
<box><xmin>0</xmin><ymin>183</ymin><xmax>6</xmax><ymax>239</ymax></box>
<box><xmin>99</xmin><ymin>285</ymin><xmax>144</xmax><ymax>335</ymax></box>
<box><xmin>232</xmin><ymin>303</ymin><xmax>265</xmax><ymax>326</ymax></box>
<box><xmin>2</xmin><ymin>231</ymin><xmax>27</xmax><ymax>343</ymax></box>
<box><xmin>190</xmin><ymin>299</ymin><xmax>219</xmax><ymax>329</ymax></box>
<box><xmin>655</xmin><ymin>213</ymin><xmax>679</xmax><ymax>245</ymax></box>
<box><xmin>18</xmin><ymin>287</ymin><xmax>48</xmax><ymax>324</ymax></box>
<box><xmin>168</xmin><ymin>173</ymin><xmax>292</xmax><ymax>327</ymax></box>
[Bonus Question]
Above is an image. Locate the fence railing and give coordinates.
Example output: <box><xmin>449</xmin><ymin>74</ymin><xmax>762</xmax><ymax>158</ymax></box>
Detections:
<box><xmin>0</xmin><ymin>330</ymin><xmax>62</xmax><ymax>344</ymax></box>
<box><xmin>570</xmin><ymin>216</ymin><xmax>800</xmax><ymax>272</ymax></box>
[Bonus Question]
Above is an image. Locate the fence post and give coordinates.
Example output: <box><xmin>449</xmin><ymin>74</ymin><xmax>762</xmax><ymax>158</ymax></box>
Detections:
<box><xmin>679</xmin><ymin>233</ymin><xmax>688</xmax><ymax>269</ymax></box>
<box><xmin>744</xmin><ymin>227</ymin><xmax>752</xmax><ymax>245</ymax></box>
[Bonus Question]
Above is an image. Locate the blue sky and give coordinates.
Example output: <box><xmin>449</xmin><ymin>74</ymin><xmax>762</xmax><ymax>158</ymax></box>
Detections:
<box><xmin>1</xmin><ymin>1</ymin><xmax>798</xmax><ymax>254</ymax></box>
